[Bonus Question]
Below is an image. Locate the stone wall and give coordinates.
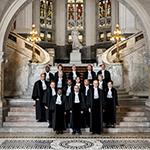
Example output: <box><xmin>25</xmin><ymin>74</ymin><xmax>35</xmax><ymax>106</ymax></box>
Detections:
<box><xmin>122</xmin><ymin>41</ymin><xmax>148</xmax><ymax>95</ymax></box>
<box><xmin>4</xmin><ymin>45</ymin><xmax>30</xmax><ymax>97</ymax></box>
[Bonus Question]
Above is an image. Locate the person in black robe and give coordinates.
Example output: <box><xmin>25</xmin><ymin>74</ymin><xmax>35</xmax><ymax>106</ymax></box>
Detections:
<box><xmin>43</xmin><ymin>81</ymin><xmax>57</xmax><ymax>128</ymax></box>
<box><xmin>32</xmin><ymin>73</ymin><xmax>47</xmax><ymax>122</ymax></box>
<box><xmin>68</xmin><ymin>85</ymin><xmax>85</xmax><ymax>135</ymax></box>
<box><xmin>97</xmin><ymin>63</ymin><xmax>111</xmax><ymax>84</ymax></box>
<box><xmin>55</xmin><ymin>71</ymin><xmax>66</xmax><ymax>90</ymax></box>
<box><xmin>104</xmin><ymin>81</ymin><xmax>118</xmax><ymax>128</ymax></box>
<box><xmin>63</xmin><ymin>79</ymin><xmax>74</xmax><ymax>128</ymax></box>
<box><xmin>44</xmin><ymin>65</ymin><xmax>55</xmax><ymax>84</ymax></box>
<box><xmin>68</xmin><ymin>64</ymin><xmax>80</xmax><ymax>84</ymax></box>
<box><xmin>53</xmin><ymin>89</ymin><xmax>66</xmax><ymax>134</ymax></box>
<box><xmin>82</xmin><ymin>79</ymin><xmax>91</xmax><ymax>127</ymax></box>
<box><xmin>83</xmin><ymin>64</ymin><xmax>96</xmax><ymax>84</ymax></box>
<box><xmin>88</xmin><ymin>80</ymin><xmax>104</xmax><ymax>134</ymax></box>
<box><xmin>97</xmin><ymin>74</ymin><xmax>107</xmax><ymax>92</ymax></box>
<box><xmin>55</xmin><ymin>64</ymin><xmax>66</xmax><ymax>81</ymax></box>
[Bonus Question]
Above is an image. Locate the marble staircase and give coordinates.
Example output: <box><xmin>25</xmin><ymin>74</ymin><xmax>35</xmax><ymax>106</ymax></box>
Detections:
<box><xmin>0</xmin><ymin>89</ymin><xmax>149</xmax><ymax>133</ymax></box>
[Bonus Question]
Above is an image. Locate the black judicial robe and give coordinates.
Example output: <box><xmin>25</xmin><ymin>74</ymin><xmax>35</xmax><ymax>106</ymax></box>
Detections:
<box><xmin>104</xmin><ymin>87</ymin><xmax>118</xmax><ymax>124</ymax></box>
<box><xmin>82</xmin><ymin>85</ymin><xmax>92</xmax><ymax>127</ymax></box>
<box><xmin>63</xmin><ymin>85</ymin><xmax>74</xmax><ymax>128</ymax></box>
<box><xmin>88</xmin><ymin>88</ymin><xmax>104</xmax><ymax>134</ymax></box>
<box><xmin>83</xmin><ymin>71</ymin><xmax>96</xmax><ymax>83</ymax></box>
<box><xmin>44</xmin><ymin>72</ymin><xmax>55</xmax><ymax>83</ymax></box>
<box><xmin>68</xmin><ymin>71</ymin><xmax>80</xmax><ymax>82</ymax></box>
<box><xmin>32</xmin><ymin>80</ymin><xmax>47</xmax><ymax>121</ymax></box>
<box><xmin>55</xmin><ymin>71</ymin><xmax>66</xmax><ymax>81</ymax></box>
<box><xmin>98</xmin><ymin>79</ymin><xmax>107</xmax><ymax>92</ymax></box>
<box><xmin>68</xmin><ymin>92</ymin><xmax>85</xmax><ymax>131</ymax></box>
<box><xmin>43</xmin><ymin>87</ymin><xmax>57</xmax><ymax>123</ymax></box>
<box><xmin>53</xmin><ymin>95</ymin><xmax>66</xmax><ymax>131</ymax></box>
<box><xmin>55</xmin><ymin>77</ymin><xmax>66</xmax><ymax>90</ymax></box>
<box><xmin>97</xmin><ymin>70</ymin><xmax>111</xmax><ymax>83</ymax></box>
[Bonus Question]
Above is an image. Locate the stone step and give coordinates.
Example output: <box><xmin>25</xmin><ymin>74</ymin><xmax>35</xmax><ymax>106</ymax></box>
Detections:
<box><xmin>122</xmin><ymin>116</ymin><xmax>149</xmax><ymax>122</ymax></box>
<box><xmin>118</xmin><ymin>95</ymin><xmax>133</xmax><ymax>98</ymax></box>
<box><xmin>119</xmin><ymin>122</ymin><xmax>150</xmax><ymax>127</ymax></box>
<box><xmin>5</xmin><ymin>116</ymin><xmax>36</xmax><ymax>122</ymax></box>
<box><xmin>3</xmin><ymin>122</ymin><xmax>48</xmax><ymax>127</ymax></box>
<box><xmin>0</xmin><ymin>127</ymin><xmax>53</xmax><ymax>133</ymax></box>
<box><xmin>104</xmin><ymin>127</ymin><xmax>150</xmax><ymax>133</ymax></box>
<box><xmin>8</xmin><ymin>112</ymin><xmax>35</xmax><ymax>117</ymax></box>
<box><xmin>7</xmin><ymin>99</ymin><xmax>34</xmax><ymax>107</ymax></box>
<box><xmin>10</xmin><ymin>107</ymin><xmax>35</xmax><ymax>112</ymax></box>
<box><xmin>125</xmin><ymin>112</ymin><xmax>145</xmax><ymax>117</ymax></box>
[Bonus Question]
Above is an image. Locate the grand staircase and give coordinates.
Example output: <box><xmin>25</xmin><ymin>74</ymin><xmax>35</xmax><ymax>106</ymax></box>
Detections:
<box><xmin>0</xmin><ymin>89</ymin><xmax>149</xmax><ymax>133</ymax></box>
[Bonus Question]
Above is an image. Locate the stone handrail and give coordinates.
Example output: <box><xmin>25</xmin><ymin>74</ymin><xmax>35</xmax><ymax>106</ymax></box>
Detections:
<box><xmin>7</xmin><ymin>31</ymin><xmax>51</xmax><ymax>65</ymax></box>
<box><xmin>102</xmin><ymin>31</ymin><xmax>144</xmax><ymax>64</ymax></box>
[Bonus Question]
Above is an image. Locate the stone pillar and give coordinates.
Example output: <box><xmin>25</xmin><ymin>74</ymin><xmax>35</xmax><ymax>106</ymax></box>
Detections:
<box><xmin>111</xmin><ymin>0</ymin><xmax>119</xmax><ymax>32</ymax></box>
<box><xmin>32</xmin><ymin>0</ymin><xmax>40</xmax><ymax>33</ymax></box>
<box><xmin>146</xmin><ymin>67</ymin><xmax>150</xmax><ymax>107</ymax></box>
<box><xmin>85</xmin><ymin>0</ymin><xmax>96</xmax><ymax>46</ymax></box>
<box><xmin>119</xmin><ymin>2</ymin><xmax>138</xmax><ymax>33</ymax></box>
<box><xmin>0</xmin><ymin>52</ymin><xmax>4</xmax><ymax>127</ymax></box>
<box><xmin>56</xmin><ymin>0</ymin><xmax>66</xmax><ymax>45</ymax></box>
<box><xmin>15</xmin><ymin>1</ymin><xmax>33</xmax><ymax>33</ymax></box>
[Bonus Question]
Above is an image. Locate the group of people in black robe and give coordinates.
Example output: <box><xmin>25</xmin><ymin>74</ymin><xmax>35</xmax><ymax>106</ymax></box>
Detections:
<box><xmin>32</xmin><ymin>63</ymin><xmax>118</xmax><ymax>135</ymax></box>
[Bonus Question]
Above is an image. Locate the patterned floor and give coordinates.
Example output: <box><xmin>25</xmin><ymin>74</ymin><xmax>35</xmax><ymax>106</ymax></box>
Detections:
<box><xmin>0</xmin><ymin>138</ymin><xmax>150</xmax><ymax>150</ymax></box>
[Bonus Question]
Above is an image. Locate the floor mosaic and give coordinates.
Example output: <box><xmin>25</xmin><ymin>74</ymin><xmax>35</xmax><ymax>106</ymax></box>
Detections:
<box><xmin>0</xmin><ymin>138</ymin><xmax>150</xmax><ymax>150</ymax></box>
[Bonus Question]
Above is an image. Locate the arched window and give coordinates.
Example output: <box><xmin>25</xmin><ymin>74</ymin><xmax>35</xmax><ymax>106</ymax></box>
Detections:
<box><xmin>66</xmin><ymin>0</ymin><xmax>85</xmax><ymax>44</ymax></box>
<box><xmin>40</xmin><ymin>0</ymin><xmax>55</xmax><ymax>43</ymax></box>
<box><xmin>97</xmin><ymin>0</ymin><xmax>112</xmax><ymax>43</ymax></box>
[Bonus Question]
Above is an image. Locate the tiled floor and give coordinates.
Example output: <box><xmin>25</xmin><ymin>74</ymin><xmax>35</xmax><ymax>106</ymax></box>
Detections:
<box><xmin>0</xmin><ymin>137</ymin><xmax>150</xmax><ymax>149</ymax></box>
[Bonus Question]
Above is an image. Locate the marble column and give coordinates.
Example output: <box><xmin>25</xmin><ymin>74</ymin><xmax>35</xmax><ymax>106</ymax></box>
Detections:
<box><xmin>111</xmin><ymin>0</ymin><xmax>119</xmax><ymax>32</ymax></box>
<box><xmin>119</xmin><ymin>2</ymin><xmax>138</xmax><ymax>33</ymax></box>
<box><xmin>85</xmin><ymin>0</ymin><xmax>96</xmax><ymax>46</ymax></box>
<box><xmin>0</xmin><ymin>51</ymin><xmax>4</xmax><ymax>127</ymax></box>
<box><xmin>146</xmin><ymin>66</ymin><xmax>150</xmax><ymax>107</ymax></box>
<box><xmin>32</xmin><ymin>0</ymin><xmax>40</xmax><ymax>33</ymax></box>
<box><xmin>15</xmin><ymin>1</ymin><xmax>33</xmax><ymax>33</ymax></box>
<box><xmin>56</xmin><ymin>0</ymin><xmax>66</xmax><ymax>45</ymax></box>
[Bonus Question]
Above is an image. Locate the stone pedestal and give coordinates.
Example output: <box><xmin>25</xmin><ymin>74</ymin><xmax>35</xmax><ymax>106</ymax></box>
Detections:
<box><xmin>70</xmin><ymin>50</ymin><xmax>81</xmax><ymax>64</ymax></box>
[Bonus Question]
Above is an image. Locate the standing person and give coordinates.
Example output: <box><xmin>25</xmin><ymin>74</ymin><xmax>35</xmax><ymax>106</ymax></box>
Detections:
<box><xmin>55</xmin><ymin>64</ymin><xmax>66</xmax><ymax>81</ymax></box>
<box><xmin>97</xmin><ymin>63</ymin><xmax>111</xmax><ymax>84</ymax></box>
<box><xmin>88</xmin><ymin>80</ymin><xmax>104</xmax><ymax>134</ymax></box>
<box><xmin>55</xmin><ymin>72</ymin><xmax>66</xmax><ymax>90</ymax></box>
<box><xmin>68</xmin><ymin>64</ymin><xmax>80</xmax><ymax>84</ymax></box>
<box><xmin>97</xmin><ymin>74</ymin><xmax>107</xmax><ymax>92</ymax></box>
<box><xmin>82</xmin><ymin>79</ymin><xmax>91</xmax><ymax>127</ymax></box>
<box><xmin>69</xmin><ymin>85</ymin><xmax>85</xmax><ymax>135</ymax></box>
<box><xmin>53</xmin><ymin>89</ymin><xmax>66</xmax><ymax>134</ymax></box>
<box><xmin>44</xmin><ymin>65</ymin><xmax>55</xmax><ymax>84</ymax></box>
<box><xmin>83</xmin><ymin>64</ymin><xmax>96</xmax><ymax>84</ymax></box>
<box><xmin>43</xmin><ymin>81</ymin><xmax>57</xmax><ymax>128</ymax></box>
<box><xmin>104</xmin><ymin>81</ymin><xmax>118</xmax><ymax>128</ymax></box>
<box><xmin>63</xmin><ymin>79</ymin><xmax>74</xmax><ymax>128</ymax></box>
<box><xmin>32</xmin><ymin>73</ymin><xmax>47</xmax><ymax>122</ymax></box>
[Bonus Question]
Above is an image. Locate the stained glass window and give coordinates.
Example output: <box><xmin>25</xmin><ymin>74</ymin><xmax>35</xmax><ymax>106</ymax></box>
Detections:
<box><xmin>66</xmin><ymin>0</ymin><xmax>85</xmax><ymax>44</ymax></box>
<box><xmin>40</xmin><ymin>0</ymin><xmax>55</xmax><ymax>42</ymax></box>
<box><xmin>97</xmin><ymin>0</ymin><xmax>112</xmax><ymax>42</ymax></box>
